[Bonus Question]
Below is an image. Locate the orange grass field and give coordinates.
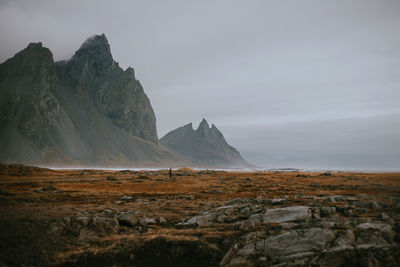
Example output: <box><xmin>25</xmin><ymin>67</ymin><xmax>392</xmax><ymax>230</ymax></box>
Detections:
<box><xmin>0</xmin><ymin>164</ymin><xmax>399</xmax><ymax>266</ymax></box>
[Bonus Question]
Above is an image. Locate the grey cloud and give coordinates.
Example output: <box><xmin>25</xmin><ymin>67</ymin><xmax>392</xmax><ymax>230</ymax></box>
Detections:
<box><xmin>1</xmin><ymin>0</ymin><xmax>399</xmax><ymax>169</ymax></box>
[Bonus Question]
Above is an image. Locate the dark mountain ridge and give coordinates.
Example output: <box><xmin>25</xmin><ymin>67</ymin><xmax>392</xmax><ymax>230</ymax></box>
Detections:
<box><xmin>0</xmin><ymin>35</ymin><xmax>178</xmax><ymax>167</ymax></box>
<box><xmin>0</xmin><ymin>34</ymin><xmax>252</xmax><ymax>168</ymax></box>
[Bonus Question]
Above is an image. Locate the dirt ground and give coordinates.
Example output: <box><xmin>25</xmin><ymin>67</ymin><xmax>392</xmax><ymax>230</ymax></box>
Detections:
<box><xmin>0</xmin><ymin>164</ymin><xmax>399</xmax><ymax>266</ymax></box>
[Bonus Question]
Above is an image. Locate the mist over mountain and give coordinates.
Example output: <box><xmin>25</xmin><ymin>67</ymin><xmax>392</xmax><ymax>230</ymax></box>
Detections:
<box><xmin>0</xmin><ymin>34</ymin><xmax>251</xmax><ymax>168</ymax></box>
<box><xmin>161</xmin><ymin>119</ymin><xmax>252</xmax><ymax>168</ymax></box>
<box><xmin>0</xmin><ymin>34</ymin><xmax>180</xmax><ymax>167</ymax></box>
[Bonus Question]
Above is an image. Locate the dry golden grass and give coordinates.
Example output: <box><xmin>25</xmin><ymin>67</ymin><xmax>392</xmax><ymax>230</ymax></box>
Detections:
<box><xmin>1</xmin><ymin>164</ymin><xmax>400</xmax><ymax>265</ymax></box>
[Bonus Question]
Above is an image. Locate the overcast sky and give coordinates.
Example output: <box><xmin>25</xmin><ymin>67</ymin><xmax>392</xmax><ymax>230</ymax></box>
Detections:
<box><xmin>1</xmin><ymin>0</ymin><xmax>399</xmax><ymax>170</ymax></box>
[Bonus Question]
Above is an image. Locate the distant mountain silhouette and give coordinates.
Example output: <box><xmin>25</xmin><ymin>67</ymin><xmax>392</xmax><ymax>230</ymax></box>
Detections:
<box><xmin>161</xmin><ymin>119</ymin><xmax>252</xmax><ymax>168</ymax></box>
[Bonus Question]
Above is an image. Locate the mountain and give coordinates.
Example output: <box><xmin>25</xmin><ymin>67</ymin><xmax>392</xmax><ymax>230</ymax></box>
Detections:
<box><xmin>0</xmin><ymin>34</ymin><xmax>180</xmax><ymax>167</ymax></box>
<box><xmin>160</xmin><ymin>119</ymin><xmax>252</xmax><ymax>168</ymax></box>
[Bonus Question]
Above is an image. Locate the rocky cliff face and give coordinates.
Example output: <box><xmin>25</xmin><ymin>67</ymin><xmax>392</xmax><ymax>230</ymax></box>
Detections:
<box><xmin>0</xmin><ymin>35</ymin><xmax>177</xmax><ymax>166</ymax></box>
<box><xmin>56</xmin><ymin>34</ymin><xmax>157</xmax><ymax>143</ymax></box>
<box><xmin>0</xmin><ymin>42</ymin><xmax>59</xmax><ymax>141</ymax></box>
<box><xmin>160</xmin><ymin>119</ymin><xmax>252</xmax><ymax>168</ymax></box>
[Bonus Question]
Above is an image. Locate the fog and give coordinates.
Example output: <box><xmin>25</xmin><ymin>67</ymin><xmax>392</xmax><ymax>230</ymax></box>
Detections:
<box><xmin>1</xmin><ymin>0</ymin><xmax>399</xmax><ymax>169</ymax></box>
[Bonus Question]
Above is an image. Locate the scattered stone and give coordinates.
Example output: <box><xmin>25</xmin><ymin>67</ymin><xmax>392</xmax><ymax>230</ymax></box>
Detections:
<box><xmin>379</xmin><ymin>213</ymin><xmax>395</xmax><ymax>227</ymax></box>
<box><xmin>118</xmin><ymin>212</ymin><xmax>138</xmax><ymax>227</ymax></box>
<box><xmin>319</xmin><ymin>172</ymin><xmax>332</xmax><ymax>176</ymax></box>
<box><xmin>120</xmin><ymin>195</ymin><xmax>133</xmax><ymax>201</ymax></box>
<box><xmin>334</xmin><ymin>229</ymin><xmax>355</xmax><ymax>247</ymax></box>
<box><xmin>370</xmin><ymin>201</ymin><xmax>381</xmax><ymax>209</ymax></box>
<box><xmin>320</xmin><ymin>207</ymin><xmax>336</xmax><ymax>217</ymax></box>
<box><xmin>326</xmin><ymin>196</ymin><xmax>336</xmax><ymax>203</ymax></box>
<box><xmin>89</xmin><ymin>216</ymin><xmax>119</xmax><ymax>234</ymax></box>
<box><xmin>344</xmin><ymin>208</ymin><xmax>366</xmax><ymax>217</ymax></box>
<box><xmin>270</xmin><ymin>198</ymin><xmax>287</xmax><ymax>205</ymax></box>
<box><xmin>156</xmin><ymin>216</ymin><xmax>167</xmax><ymax>224</ymax></box>
<box><xmin>42</xmin><ymin>186</ymin><xmax>57</xmax><ymax>192</ymax></box>
<box><xmin>138</xmin><ymin>217</ymin><xmax>157</xmax><ymax>226</ymax></box>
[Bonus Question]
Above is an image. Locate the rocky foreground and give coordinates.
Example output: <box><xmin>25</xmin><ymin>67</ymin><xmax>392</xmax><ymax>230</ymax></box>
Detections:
<box><xmin>0</xmin><ymin>164</ymin><xmax>399</xmax><ymax>266</ymax></box>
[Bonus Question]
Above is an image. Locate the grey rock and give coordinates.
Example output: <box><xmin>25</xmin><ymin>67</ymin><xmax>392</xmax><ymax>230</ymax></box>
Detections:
<box><xmin>118</xmin><ymin>212</ymin><xmax>138</xmax><ymax>227</ymax></box>
<box><xmin>89</xmin><ymin>216</ymin><xmax>119</xmax><ymax>234</ymax></box>
<box><xmin>264</xmin><ymin>228</ymin><xmax>335</xmax><ymax>260</ymax></box>
<box><xmin>334</xmin><ymin>229</ymin><xmax>355</xmax><ymax>247</ymax></box>
<box><xmin>120</xmin><ymin>195</ymin><xmax>133</xmax><ymax>200</ymax></box>
<box><xmin>42</xmin><ymin>186</ymin><xmax>57</xmax><ymax>192</ymax></box>
<box><xmin>120</xmin><ymin>195</ymin><xmax>133</xmax><ymax>201</ymax></box>
<box><xmin>320</xmin><ymin>206</ymin><xmax>336</xmax><ymax>217</ymax></box>
<box><xmin>357</xmin><ymin>221</ymin><xmax>395</xmax><ymax>242</ymax></box>
<box><xmin>237</xmin><ymin>243</ymin><xmax>255</xmax><ymax>256</ymax></box>
<box><xmin>157</xmin><ymin>216</ymin><xmax>167</xmax><ymax>224</ymax></box>
<box><xmin>270</xmin><ymin>198</ymin><xmax>287</xmax><ymax>205</ymax></box>
<box><xmin>180</xmin><ymin>214</ymin><xmax>213</xmax><ymax>227</ymax></box>
<box><xmin>75</xmin><ymin>216</ymin><xmax>91</xmax><ymax>227</ymax></box>
<box><xmin>344</xmin><ymin>207</ymin><xmax>366</xmax><ymax>217</ymax></box>
<box><xmin>356</xmin><ymin>231</ymin><xmax>389</xmax><ymax>246</ymax></box>
<box><xmin>262</xmin><ymin>206</ymin><xmax>311</xmax><ymax>223</ymax></box>
<box><xmin>248</xmin><ymin>214</ymin><xmax>262</xmax><ymax>225</ymax></box>
<box><xmin>138</xmin><ymin>217</ymin><xmax>157</xmax><ymax>226</ymax></box>
<box><xmin>312</xmin><ymin>208</ymin><xmax>321</xmax><ymax>219</ymax></box>
<box><xmin>327</xmin><ymin>196</ymin><xmax>336</xmax><ymax>203</ymax></box>
<box><xmin>379</xmin><ymin>212</ymin><xmax>395</xmax><ymax>227</ymax></box>
<box><xmin>280</xmin><ymin>222</ymin><xmax>299</xmax><ymax>229</ymax></box>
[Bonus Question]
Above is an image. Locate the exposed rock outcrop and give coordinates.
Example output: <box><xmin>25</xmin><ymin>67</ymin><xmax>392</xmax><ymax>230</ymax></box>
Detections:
<box><xmin>176</xmin><ymin>195</ymin><xmax>400</xmax><ymax>266</ymax></box>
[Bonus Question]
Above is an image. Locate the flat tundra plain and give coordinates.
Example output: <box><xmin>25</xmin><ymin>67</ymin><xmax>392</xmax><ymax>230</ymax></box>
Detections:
<box><xmin>0</xmin><ymin>164</ymin><xmax>399</xmax><ymax>266</ymax></box>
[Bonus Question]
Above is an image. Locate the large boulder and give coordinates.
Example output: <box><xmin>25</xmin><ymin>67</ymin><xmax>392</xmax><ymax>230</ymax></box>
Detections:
<box><xmin>262</xmin><ymin>206</ymin><xmax>312</xmax><ymax>223</ymax></box>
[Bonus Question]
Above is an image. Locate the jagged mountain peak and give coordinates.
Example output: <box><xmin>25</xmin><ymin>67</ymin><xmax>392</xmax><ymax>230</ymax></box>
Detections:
<box><xmin>15</xmin><ymin>42</ymin><xmax>52</xmax><ymax>59</ymax></box>
<box><xmin>69</xmin><ymin>33</ymin><xmax>113</xmax><ymax>69</ymax></box>
<box><xmin>53</xmin><ymin>34</ymin><xmax>158</xmax><ymax>143</ymax></box>
<box><xmin>199</xmin><ymin>118</ymin><xmax>209</xmax><ymax>127</ymax></box>
<box><xmin>79</xmin><ymin>34</ymin><xmax>109</xmax><ymax>50</ymax></box>
<box><xmin>197</xmin><ymin>118</ymin><xmax>210</xmax><ymax>135</ymax></box>
<box><xmin>183</xmin><ymin>122</ymin><xmax>194</xmax><ymax>129</ymax></box>
<box><xmin>160</xmin><ymin>119</ymin><xmax>252</xmax><ymax>168</ymax></box>
<box><xmin>125</xmin><ymin>67</ymin><xmax>135</xmax><ymax>79</ymax></box>
<box><xmin>0</xmin><ymin>41</ymin><xmax>55</xmax><ymax>80</ymax></box>
<box><xmin>26</xmin><ymin>42</ymin><xmax>43</xmax><ymax>49</ymax></box>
